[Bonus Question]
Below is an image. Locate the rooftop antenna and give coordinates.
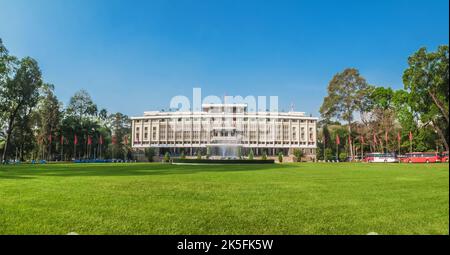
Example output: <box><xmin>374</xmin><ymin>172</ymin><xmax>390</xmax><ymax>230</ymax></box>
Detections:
<box><xmin>290</xmin><ymin>102</ymin><xmax>295</xmax><ymax>112</ymax></box>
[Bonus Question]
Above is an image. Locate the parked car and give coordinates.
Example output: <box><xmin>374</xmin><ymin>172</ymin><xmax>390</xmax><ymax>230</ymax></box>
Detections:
<box><xmin>401</xmin><ymin>152</ymin><xmax>441</xmax><ymax>163</ymax></box>
<box><xmin>364</xmin><ymin>153</ymin><xmax>398</xmax><ymax>163</ymax></box>
<box><xmin>440</xmin><ymin>151</ymin><xmax>448</xmax><ymax>163</ymax></box>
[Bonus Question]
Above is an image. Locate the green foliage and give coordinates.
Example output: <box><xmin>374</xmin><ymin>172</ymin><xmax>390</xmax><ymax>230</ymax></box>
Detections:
<box><xmin>248</xmin><ymin>149</ymin><xmax>254</xmax><ymax>160</ymax></box>
<box><xmin>164</xmin><ymin>152</ymin><xmax>170</xmax><ymax>162</ymax></box>
<box><xmin>324</xmin><ymin>148</ymin><xmax>334</xmax><ymax>161</ymax></box>
<box><xmin>261</xmin><ymin>151</ymin><xmax>267</xmax><ymax>160</ymax></box>
<box><xmin>144</xmin><ymin>148</ymin><xmax>155</xmax><ymax>162</ymax></box>
<box><xmin>0</xmin><ymin>56</ymin><xmax>43</xmax><ymax>161</ymax></box>
<box><xmin>403</xmin><ymin>45</ymin><xmax>449</xmax><ymax>151</ymax></box>
<box><xmin>206</xmin><ymin>146</ymin><xmax>211</xmax><ymax>159</ymax></box>
<box><xmin>293</xmin><ymin>148</ymin><xmax>303</xmax><ymax>162</ymax></box>
<box><xmin>320</xmin><ymin>68</ymin><xmax>370</xmax><ymax>123</ymax></box>
<box><xmin>339</xmin><ymin>152</ymin><xmax>348</xmax><ymax>162</ymax></box>
<box><xmin>66</xmin><ymin>90</ymin><xmax>98</xmax><ymax>119</ymax></box>
<box><xmin>196</xmin><ymin>150</ymin><xmax>202</xmax><ymax>160</ymax></box>
<box><xmin>180</xmin><ymin>150</ymin><xmax>186</xmax><ymax>159</ymax></box>
<box><xmin>278</xmin><ymin>152</ymin><xmax>283</xmax><ymax>163</ymax></box>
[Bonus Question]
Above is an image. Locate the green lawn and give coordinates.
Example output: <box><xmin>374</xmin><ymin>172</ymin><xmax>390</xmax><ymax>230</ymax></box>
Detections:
<box><xmin>0</xmin><ymin>162</ymin><xmax>448</xmax><ymax>235</ymax></box>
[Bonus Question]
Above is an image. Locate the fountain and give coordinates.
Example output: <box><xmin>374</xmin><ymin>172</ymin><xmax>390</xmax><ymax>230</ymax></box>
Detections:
<box><xmin>172</xmin><ymin>116</ymin><xmax>274</xmax><ymax>164</ymax></box>
<box><xmin>172</xmin><ymin>145</ymin><xmax>274</xmax><ymax>165</ymax></box>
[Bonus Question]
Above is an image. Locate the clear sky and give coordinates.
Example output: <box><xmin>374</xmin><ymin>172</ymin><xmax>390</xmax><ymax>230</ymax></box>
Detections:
<box><xmin>0</xmin><ymin>0</ymin><xmax>448</xmax><ymax>117</ymax></box>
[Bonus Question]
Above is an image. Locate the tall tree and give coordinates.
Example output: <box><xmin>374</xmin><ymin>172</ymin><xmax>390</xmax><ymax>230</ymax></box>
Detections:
<box><xmin>403</xmin><ymin>46</ymin><xmax>449</xmax><ymax>151</ymax></box>
<box><xmin>109</xmin><ymin>112</ymin><xmax>131</xmax><ymax>159</ymax></box>
<box><xmin>36</xmin><ymin>84</ymin><xmax>62</xmax><ymax>160</ymax></box>
<box><xmin>0</xmin><ymin>39</ymin><xmax>17</xmax><ymax>155</ymax></box>
<box><xmin>1</xmin><ymin>57</ymin><xmax>43</xmax><ymax>162</ymax></box>
<box><xmin>66</xmin><ymin>89</ymin><xmax>98</xmax><ymax>121</ymax></box>
<box><xmin>320</xmin><ymin>68</ymin><xmax>370</xmax><ymax>159</ymax></box>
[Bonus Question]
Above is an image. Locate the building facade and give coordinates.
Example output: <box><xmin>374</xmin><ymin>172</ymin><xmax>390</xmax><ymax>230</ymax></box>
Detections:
<box><xmin>131</xmin><ymin>104</ymin><xmax>318</xmax><ymax>159</ymax></box>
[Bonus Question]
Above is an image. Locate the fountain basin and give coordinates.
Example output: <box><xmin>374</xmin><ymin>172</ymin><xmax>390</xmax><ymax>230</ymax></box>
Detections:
<box><xmin>172</xmin><ymin>159</ymin><xmax>275</xmax><ymax>164</ymax></box>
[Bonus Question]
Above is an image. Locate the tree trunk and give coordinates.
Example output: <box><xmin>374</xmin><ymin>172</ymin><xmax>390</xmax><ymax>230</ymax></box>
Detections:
<box><xmin>433</xmin><ymin>123</ymin><xmax>449</xmax><ymax>152</ymax></box>
<box><xmin>1</xmin><ymin>114</ymin><xmax>15</xmax><ymax>162</ymax></box>
<box><xmin>347</xmin><ymin>120</ymin><xmax>354</xmax><ymax>159</ymax></box>
<box><xmin>428</xmin><ymin>90</ymin><xmax>449</xmax><ymax>124</ymax></box>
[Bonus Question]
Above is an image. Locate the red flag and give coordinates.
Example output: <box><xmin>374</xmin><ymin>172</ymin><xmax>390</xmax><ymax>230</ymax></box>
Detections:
<box><xmin>74</xmin><ymin>134</ymin><xmax>78</xmax><ymax>145</ymax></box>
<box><xmin>373</xmin><ymin>133</ymin><xmax>377</xmax><ymax>145</ymax></box>
<box><xmin>60</xmin><ymin>135</ymin><xmax>64</xmax><ymax>145</ymax></box>
<box><xmin>409</xmin><ymin>131</ymin><xmax>413</xmax><ymax>141</ymax></box>
<box><xmin>48</xmin><ymin>134</ymin><xmax>52</xmax><ymax>143</ymax></box>
<box><xmin>397</xmin><ymin>131</ymin><xmax>401</xmax><ymax>143</ymax></box>
<box><xmin>336</xmin><ymin>134</ymin><xmax>340</xmax><ymax>145</ymax></box>
<box><xmin>99</xmin><ymin>135</ymin><xmax>103</xmax><ymax>145</ymax></box>
<box><xmin>124</xmin><ymin>136</ymin><xmax>129</xmax><ymax>145</ymax></box>
<box><xmin>87</xmin><ymin>135</ymin><xmax>92</xmax><ymax>145</ymax></box>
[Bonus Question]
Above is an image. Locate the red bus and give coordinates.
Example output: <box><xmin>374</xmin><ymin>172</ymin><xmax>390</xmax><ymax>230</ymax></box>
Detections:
<box><xmin>402</xmin><ymin>152</ymin><xmax>441</xmax><ymax>163</ymax></box>
<box><xmin>441</xmin><ymin>151</ymin><xmax>449</xmax><ymax>163</ymax></box>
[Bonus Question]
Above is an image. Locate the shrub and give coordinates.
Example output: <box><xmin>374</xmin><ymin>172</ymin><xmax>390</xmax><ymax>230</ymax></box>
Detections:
<box><xmin>324</xmin><ymin>148</ymin><xmax>334</xmax><ymax>161</ymax></box>
<box><xmin>196</xmin><ymin>150</ymin><xmax>202</xmax><ymax>160</ymax></box>
<box><xmin>278</xmin><ymin>152</ymin><xmax>283</xmax><ymax>163</ymax></box>
<box><xmin>180</xmin><ymin>151</ymin><xmax>186</xmax><ymax>159</ymax></box>
<box><xmin>144</xmin><ymin>148</ymin><xmax>155</xmax><ymax>162</ymax></box>
<box><xmin>339</xmin><ymin>152</ymin><xmax>347</xmax><ymax>162</ymax></box>
<box><xmin>164</xmin><ymin>152</ymin><xmax>171</xmax><ymax>162</ymax></box>
<box><xmin>293</xmin><ymin>148</ymin><xmax>303</xmax><ymax>162</ymax></box>
<box><xmin>206</xmin><ymin>147</ymin><xmax>211</xmax><ymax>159</ymax></box>
<box><xmin>261</xmin><ymin>151</ymin><xmax>267</xmax><ymax>160</ymax></box>
<box><xmin>248</xmin><ymin>149</ymin><xmax>254</xmax><ymax>160</ymax></box>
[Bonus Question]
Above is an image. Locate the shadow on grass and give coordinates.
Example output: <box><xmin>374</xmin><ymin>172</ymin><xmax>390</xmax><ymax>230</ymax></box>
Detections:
<box><xmin>0</xmin><ymin>163</ymin><xmax>297</xmax><ymax>180</ymax></box>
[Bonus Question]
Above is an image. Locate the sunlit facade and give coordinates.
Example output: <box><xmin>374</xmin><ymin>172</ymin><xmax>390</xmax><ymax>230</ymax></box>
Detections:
<box><xmin>131</xmin><ymin>104</ymin><xmax>317</xmax><ymax>159</ymax></box>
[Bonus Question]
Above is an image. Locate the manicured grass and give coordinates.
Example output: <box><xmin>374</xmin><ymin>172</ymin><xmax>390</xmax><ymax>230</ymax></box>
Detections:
<box><xmin>0</xmin><ymin>162</ymin><xmax>448</xmax><ymax>235</ymax></box>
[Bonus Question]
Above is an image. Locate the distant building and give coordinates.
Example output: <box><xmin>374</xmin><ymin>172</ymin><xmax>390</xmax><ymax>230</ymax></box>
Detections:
<box><xmin>131</xmin><ymin>104</ymin><xmax>317</xmax><ymax>159</ymax></box>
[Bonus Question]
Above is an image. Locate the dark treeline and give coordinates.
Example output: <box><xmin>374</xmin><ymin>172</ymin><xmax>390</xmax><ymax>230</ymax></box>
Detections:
<box><xmin>0</xmin><ymin>39</ymin><xmax>131</xmax><ymax>162</ymax></box>
<box><xmin>317</xmin><ymin>45</ymin><xmax>449</xmax><ymax>161</ymax></box>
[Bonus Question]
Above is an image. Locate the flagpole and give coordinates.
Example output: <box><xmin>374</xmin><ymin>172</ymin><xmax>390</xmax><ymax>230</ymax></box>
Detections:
<box><xmin>74</xmin><ymin>134</ymin><xmax>77</xmax><ymax>160</ymax></box>
<box><xmin>361</xmin><ymin>136</ymin><xmax>364</xmax><ymax>160</ymax></box>
<box><xmin>409</xmin><ymin>131</ymin><xmax>413</xmax><ymax>153</ymax></box>
<box><xmin>323</xmin><ymin>138</ymin><xmax>325</xmax><ymax>161</ymax></box>
<box><xmin>61</xmin><ymin>136</ymin><xmax>63</xmax><ymax>162</ymax></box>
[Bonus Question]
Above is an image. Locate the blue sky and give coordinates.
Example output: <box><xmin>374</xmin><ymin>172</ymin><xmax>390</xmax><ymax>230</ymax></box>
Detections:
<box><xmin>0</xmin><ymin>0</ymin><xmax>448</xmax><ymax>117</ymax></box>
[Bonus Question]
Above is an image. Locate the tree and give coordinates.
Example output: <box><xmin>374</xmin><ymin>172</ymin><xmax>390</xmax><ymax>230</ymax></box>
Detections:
<box><xmin>403</xmin><ymin>46</ymin><xmax>449</xmax><ymax>151</ymax></box>
<box><xmin>36</xmin><ymin>84</ymin><xmax>62</xmax><ymax>160</ymax></box>
<box><xmin>145</xmin><ymin>148</ymin><xmax>155</xmax><ymax>162</ymax></box>
<box><xmin>339</xmin><ymin>152</ymin><xmax>348</xmax><ymax>162</ymax></box>
<box><xmin>261</xmin><ymin>151</ymin><xmax>267</xmax><ymax>160</ymax></box>
<box><xmin>324</xmin><ymin>148</ymin><xmax>333</xmax><ymax>161</ymax></box>
<box><xmin>320</xmin><ymin>68</ymin><xmax>370</xmax><ymax>159</ymax></box>
<box><xmin>108</xmin><ymin>112</ymin><xmax>130</xmax><ymax>160</ymax></box>
<box><xmin>98</xmin><ymin>108</ymin><xmax>108</xmax><ymax>122</ymax></box>
<box><xmin>1</xmin><ymin>57</ymin><xmax>43</xmax><ymax>162</ymax></box>
<box><xmin>293</xmin><ymin>148</ymin><xmax>303</xmax><ymax>162</ymax></box>
<box><xmin>66</xmin><ymin>90</ymin><xmax>98</xmax><ymax>121</ymax></box>
<box><xmin>248</xmin><ymin>149</ymin><xmax>254</xmax><ymax>160</ymax></box>
<box><xmin>278</xmin><ymin>152</ymin><xmax>283</xmax><ymax>163</ymax></box>
<box><xmin>206</xmin><ymin>146</ymin><xmax>211</xmax><ymax>159</ymax></box>
<box><xmin>164</xmin><ymin>152</ymin><xmax>171</xmax><ymax>162</ymax></box>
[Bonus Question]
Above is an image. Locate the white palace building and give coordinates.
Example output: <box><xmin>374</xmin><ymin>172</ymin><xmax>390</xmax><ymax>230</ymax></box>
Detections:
<box><xmin>131</xmin><ymin>104</ymin><xmax>318</xmax><ymax>160</ymax></box>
